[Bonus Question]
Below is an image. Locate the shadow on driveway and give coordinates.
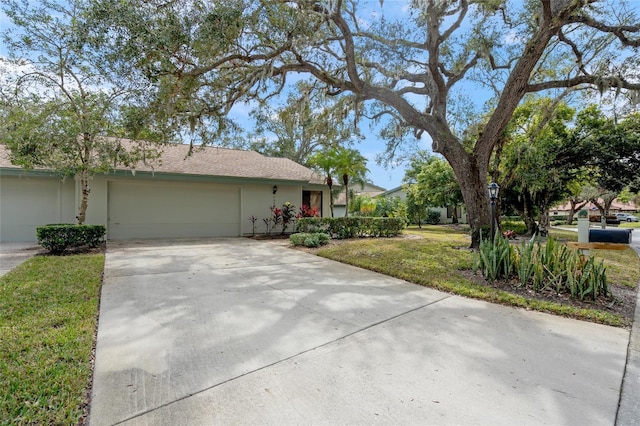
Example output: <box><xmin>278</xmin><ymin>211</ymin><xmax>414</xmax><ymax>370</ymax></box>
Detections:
<box><xmin>90</xmin><ymin>238</ymin><xmax>629</xmax><ymax>426</ymax></box>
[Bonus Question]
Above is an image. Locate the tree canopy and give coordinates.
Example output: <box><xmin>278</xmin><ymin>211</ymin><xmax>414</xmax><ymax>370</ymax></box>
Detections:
<box><xmin>0</xmin><ymin>0</ymin><xmax>166</xmax><ymax>223</ymax></box>
<box><xmin>403</xmin><ymin>153</ymin><xmax>463</xmax><ymax>224</ymax></box>
<box><xmin>570</xmin><ymin>106</ymin><xmax>640</xmax><ymax>214</ymax></box>
<box><xmin>247</xmin><ymin>81</ymin><xmax>362</xmax><ymax>166</ymax></box>
<box><xmin>80</xmin><ymin>0</ymin><xmax>640</xmax><ymax>244</ymax></box>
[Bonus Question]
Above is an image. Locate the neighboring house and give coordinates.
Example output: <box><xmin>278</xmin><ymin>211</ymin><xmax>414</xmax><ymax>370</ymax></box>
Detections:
<box><xmin>333</xmin><ymin>182</ymin><xmax>387</xmax><ymax>217</ymax></box>
<box><xmin>551</xmin><ymin>199</ymin><xmax>638</xmax><ymax>217</ymax></box>
<box><xmin>376</xmin><ymin>186</ymin><xmax>467</xmax><ymax>224</ymax></box>
<box><xmin>0</xmin><ymin>143</ymin><xmax>330</xmax><ymax>242</ymax></box>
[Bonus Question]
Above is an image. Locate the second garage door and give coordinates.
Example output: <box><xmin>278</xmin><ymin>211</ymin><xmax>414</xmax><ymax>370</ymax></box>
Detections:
<box><xmin>108</xmin><ymin>180</ymin><xmax>241</xmax><ymax>240</ymax></box>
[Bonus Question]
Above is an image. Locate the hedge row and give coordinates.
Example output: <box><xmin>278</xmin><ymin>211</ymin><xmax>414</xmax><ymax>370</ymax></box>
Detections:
<box><xmin>296</xmin><ymin>217</ymin><xmax>405</xmax><ymax>239</ymax></box>
<box><xmin>36</xmin><ymin>224</ymin><xmax>106</xmax><ymax>254</ymax></box>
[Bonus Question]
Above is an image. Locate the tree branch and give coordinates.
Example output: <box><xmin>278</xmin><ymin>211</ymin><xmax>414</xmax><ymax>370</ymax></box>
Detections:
<box><xmin>526</xmin><ymin>75</ymin><xmax>640</xmax><ymax>92</ymax></box>
<box><xmin>569</xmin><ymin>15</ymin><xmax>640</xmax><ymax>47</ymax></box>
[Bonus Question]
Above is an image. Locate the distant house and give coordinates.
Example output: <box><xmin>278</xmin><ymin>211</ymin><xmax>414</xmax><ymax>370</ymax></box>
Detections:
<box><xmin>551</xmin><ymin>200</ymin><xmax>638</xmax><ymax>217</ymax></box>
<box><xmin>376</xmin><ymin>186</ymin><xmax>467</xmax><ymax>224</ymax></box>
<box><xmin>333</xmin><ymin>182</ymin><xmax>387</xmax><ymax>217</ymax></box>
<box><xmin>0</xmin><ymin>143</ymin><xmax>330</xmax><ymax>242</ymax></box>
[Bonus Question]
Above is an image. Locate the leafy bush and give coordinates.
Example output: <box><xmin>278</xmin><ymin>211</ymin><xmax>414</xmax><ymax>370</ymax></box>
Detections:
<box><xmin>501</xmin><ymin>219</ymin><xmax>527</xmax><ymax>234</ymax></box>
<box><xmin>296</xmin><ymin>217</ymin><xmax>405</xmax><ymax>239</ymax></box>
<box><xmin>425</xmin><ymin>209</ymin><xmax>441</xmax><ymax>225</ymax></box>
<box><xmin>36</xmin><ymin>224</ymin><xmax>106</xmax><ymax>254</ymax></box>
<box><xmin>290</xmin><ymin>232</ymin><xmax>330</xmax><ymax>247</ymax></box>
<box><xmin>475</xmin><ymin>235</ymin><xmax>608</xmax><ymax>301</ymax></box>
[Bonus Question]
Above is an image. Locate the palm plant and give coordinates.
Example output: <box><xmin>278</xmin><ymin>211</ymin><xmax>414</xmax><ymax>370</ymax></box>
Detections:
<box><xmin>308</xmin><ymin>148</ymin><xmax>339</xmax><ymax>217</ymax></box>
<box><xmin>333</xmin><ymin>148</ymin><xmax>369</xmax><ymax>217</ymax></box>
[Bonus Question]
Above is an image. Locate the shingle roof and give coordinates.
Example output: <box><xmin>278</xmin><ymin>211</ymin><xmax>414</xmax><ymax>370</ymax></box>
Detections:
<box><xmin>0</xmin><ymin>142</ymin><xmax>326</xmax><ymax>185</ymax></box>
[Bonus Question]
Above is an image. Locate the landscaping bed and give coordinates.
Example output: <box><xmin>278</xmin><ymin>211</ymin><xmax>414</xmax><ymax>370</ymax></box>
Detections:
<box><xmin>292</xmin><ymin>225</ymin><xmax>639</xmax><ymax>328</ymax></box>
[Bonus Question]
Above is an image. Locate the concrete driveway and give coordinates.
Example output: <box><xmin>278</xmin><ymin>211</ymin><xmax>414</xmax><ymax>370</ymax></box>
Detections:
<box><xmin>90</xmin><ymin>238</ymin><xmax>629</xmax><ymax>426</ymax></box>
<box><xmin>0</xmin><ymin>242</ymin><xmax>42</xmax><ymax>277</ymax></box>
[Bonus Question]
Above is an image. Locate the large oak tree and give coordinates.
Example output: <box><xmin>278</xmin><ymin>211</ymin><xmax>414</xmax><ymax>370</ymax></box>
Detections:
<box><xmin>90</xmin><ymin>0</ymin><xmax>640</xmax><ymax>246</ymax></box>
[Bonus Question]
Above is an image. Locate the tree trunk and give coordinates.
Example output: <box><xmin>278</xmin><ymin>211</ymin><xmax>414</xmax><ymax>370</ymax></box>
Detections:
<box><xmin>343</xmin><ymin>174</ymin><xmax>349</xmax><ymax>217</ymax></box>
<box><xmin>537</xmin><ymin>209</ymin><xmax>550</xmax><ymax>237</ymax></box>
<box><xmin>440</xmin><ymin>145</ymin><xmax>491</xmax><ymax>248</ymax></box>
<box><xmin>76</xmin><ymin>169</ymin><xmax>90</xmax><ymax>224</ymax></box>
<box><xmin>523</xmin><ymin>192</ymin><xmax>538</xmax><ymax>236</ymax></box>
<box><xmin>451</xmin><ymin>206</ymin><xmax>458</xmax><ymax>224</ymax></box>
<box><xmin>567</xmin><ymin>199</ymin><xmax>587</xmax><ymax>225</ymax></box>
<box><xmin>326</xmin><ymin>175</ymin><xmax>334</xmax><ymax>218</ymax></box>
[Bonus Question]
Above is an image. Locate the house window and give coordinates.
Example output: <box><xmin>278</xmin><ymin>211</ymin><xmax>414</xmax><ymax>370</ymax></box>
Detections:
<box><xmin>447</xmin><ymin>205</ymin><xmax>455</xmax><ymax>218</ymax></box>
<box><xmin>302</xmin><ymin>190</ymin><xmax>323</xmax><ymax>217</ymax></box>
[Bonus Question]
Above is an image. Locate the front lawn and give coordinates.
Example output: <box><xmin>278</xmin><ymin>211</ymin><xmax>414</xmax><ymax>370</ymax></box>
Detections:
<box><xmin>316</xmin><ymin>225</ymin><xmax>639</xmax><ymax>328</ymax></box>
<box><xmin>0</xmin><ymin>253</ymin><xmax>104</xmax><ymax>425</ymax></box>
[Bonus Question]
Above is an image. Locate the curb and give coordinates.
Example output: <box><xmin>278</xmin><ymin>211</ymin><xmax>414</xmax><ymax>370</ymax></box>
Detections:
<box><xmin>616</xmin><ymin>236</ymin><xmax>640</xmax><ymax>426</ymax></box>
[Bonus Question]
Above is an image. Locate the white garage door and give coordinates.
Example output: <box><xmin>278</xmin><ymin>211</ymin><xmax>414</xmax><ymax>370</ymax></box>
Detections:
<box><xmin>108</xmin><ymin>180</ymin><xmax>241</xmax><ymax>239</ymax></box>
<box><xmin>0</xmin><ymin>177</ymin><xmax>62</xmax><ymax>242</ymax></box>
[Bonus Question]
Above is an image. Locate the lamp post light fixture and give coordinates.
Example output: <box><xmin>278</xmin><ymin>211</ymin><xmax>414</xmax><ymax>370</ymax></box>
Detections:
<box><xmin>488</xmin><ymin>182</ymin><xmax>500</xmax><ymax>241</ymax></box>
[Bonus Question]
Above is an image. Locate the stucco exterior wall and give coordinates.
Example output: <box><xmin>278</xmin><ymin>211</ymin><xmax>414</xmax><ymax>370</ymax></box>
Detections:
<box><xmin>0</xmin><ymin>174</ymin><xmax>76</xmax><ymax>242</ymax></box>
<box><xmin>1</xmin><ymin>170</ymin><xmax>332</xmax><ymax>242</ymax></box>
<box><xmin>84</xmin><ymin>175</ymin><xmax>108</xmax><ymax>227</ymax></box>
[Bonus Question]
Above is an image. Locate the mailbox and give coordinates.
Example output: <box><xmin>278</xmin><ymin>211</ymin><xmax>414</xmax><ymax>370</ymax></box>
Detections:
<box><xmin>589</xmin><ymin>229</ymin><xmax>632</xmax><ymax>244</ymax></box>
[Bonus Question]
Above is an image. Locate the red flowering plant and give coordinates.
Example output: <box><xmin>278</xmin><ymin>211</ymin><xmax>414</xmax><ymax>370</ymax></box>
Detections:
<box><xmin>297</xmin><ymin>204</ymin><xmax>319</xmax><ymax>218</ymax></box>
<box><xmin>270</xmin><ymin>206</ymin><xmax>283</xmax><ymax>234</ymax></box>
<box><xmin>280</xmin><ymin>202</ymin><xmax>296</xmax><ymax>234</ymax></box>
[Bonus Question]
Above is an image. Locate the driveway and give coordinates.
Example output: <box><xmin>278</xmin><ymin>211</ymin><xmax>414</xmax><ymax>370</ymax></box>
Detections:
<box><xmin>0</xmin><ymin>242</ymin><xmax>42</xmax><ymax>277</ymax></box>
<box><xmin>90</xmin><ymin>238</ymin><xmax>629</xmax><ymax>425</ymax></box>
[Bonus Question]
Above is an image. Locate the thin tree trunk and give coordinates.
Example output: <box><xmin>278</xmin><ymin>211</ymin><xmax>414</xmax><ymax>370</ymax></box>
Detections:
<box><xmin>344</xmin><ymin>186</ymin><xmax>349</xmax><ymax>217</ymax></box>
<box><xmin>76</xmin><ymin>169</ymin><xmax>90</xmax><ymax>224</ymax></box>
<box><xmin>343</xmin><ymin>174</ymin><xmax>349</xmax><ymax>217</ymax></box>
<box><xmin>328</xmin><ymin>183</ymin><xmax>334</xmax><ymax>217</ymax></box>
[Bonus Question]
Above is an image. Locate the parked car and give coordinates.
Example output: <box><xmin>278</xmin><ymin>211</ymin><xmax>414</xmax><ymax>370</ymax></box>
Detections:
<box><xmin>616</xmin><ymin>213</ymin><xmax>639</xmax><ymax>222</ymax></box>
<box><xmin>590</xmin><ymin>214</ymin><xmax>621</xmax><ymax>225</ymax></box>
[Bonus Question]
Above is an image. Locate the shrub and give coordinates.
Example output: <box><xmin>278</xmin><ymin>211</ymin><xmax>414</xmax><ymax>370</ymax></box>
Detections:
<box><xmin>425</xmin><ymin>209</ymin><xmax>441</xmax><ymax>225</ymax></box>
<box><xmin>475</xmin><ymin>235</ymin><xmax>608</xmax><ymax>301</ymax></box>
<box><xmin>296</xmin><ymin>217</ymin><xmax>405</xmax><ymax>239</ymax></box>
<box><xmin>501</xmin><ymin>219</ymin><xmax>527</xmax><ymax>235</ymax></box>
<box><xmin>289</xmin><ymin>232</ymin><xmax>330</xmax><ymax>247</ymax></box>
<box><xmin>36</xmin><ymin>224</ymin><xmax>106</xmax><ymax>254</ymax></box>
<box><xmin>475</xmin><ymin>234</ymin><xmax>514</xmax><ymax>282</ymax></box>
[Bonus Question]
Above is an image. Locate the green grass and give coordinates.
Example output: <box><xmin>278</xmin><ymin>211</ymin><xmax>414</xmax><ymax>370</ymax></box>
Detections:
<box><xmin>619</xmin><ymin>222</ymin><xmax>640</xmax><ymax>229</ymax></box>
<box><xmin>0</xmin><ymin>253</ymin><xmax>104</xmax><ymax>425</ymax></box>
<box><xmin>317</xmin><ymin>225</ymin><xmax>639</xmax><ymax>327</ymax></box>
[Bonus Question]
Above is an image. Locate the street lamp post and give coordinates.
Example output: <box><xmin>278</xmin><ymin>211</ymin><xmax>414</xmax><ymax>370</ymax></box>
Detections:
<box><xmin>488</xmin><ymin>182</ymin><xmax>500</xmax><ymax>241</ymax></box>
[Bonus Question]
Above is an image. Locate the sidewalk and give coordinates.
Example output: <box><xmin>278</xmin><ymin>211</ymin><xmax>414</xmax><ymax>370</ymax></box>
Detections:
<box><xmin>553</xmin><ymin>225</ymin><xmax>640</xmax><ymax>425</ymax></box>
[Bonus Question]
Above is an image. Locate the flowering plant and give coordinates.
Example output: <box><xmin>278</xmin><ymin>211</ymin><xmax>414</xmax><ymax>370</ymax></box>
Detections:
<box><xmin>297</xmin><ymin>204</ymin><xmax>319</xmax><ymax>218</ymax></box>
